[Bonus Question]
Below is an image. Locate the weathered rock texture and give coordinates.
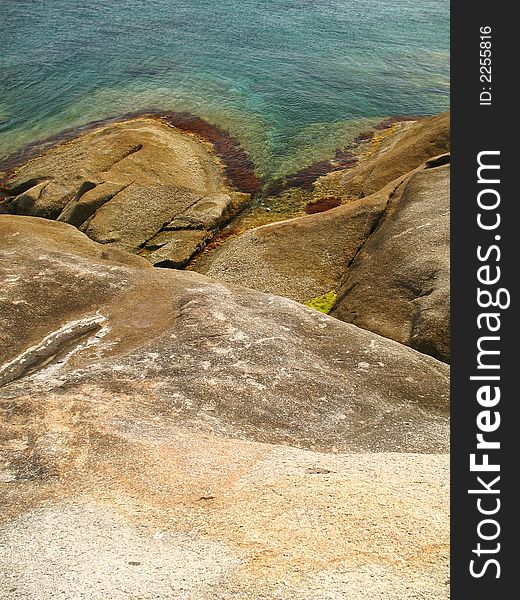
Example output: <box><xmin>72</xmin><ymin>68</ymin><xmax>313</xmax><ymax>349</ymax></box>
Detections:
<box><xmin>0</xmin><ymin>215</ymin><xmax>449</xmax><ymax>598</ymax></box>
<box><xmin>199</xmin><ymin>157</ymin><xmax>450</xmax><ymax>363</ymax></box>
<box><xmin>314</xmin><ymin>112</ymin><xmax>450</xmax><ymax>200</ymax></box>
<box><xmin>200</xmin><ymin>186</ymin><xmax>392</xmax><ymax>303</ymax></box>
<box><xmin>2</xmin><ymin>119</ymin><xmax>248</xmax><ymax>267</ymax></box>
<box><xmin>0</xmin><ymin>443</ymin><xmax>449</xmax><ymax>600</ymax></box>
<box><xmin>331</xmin><ymin>160</ymin><xmax>450</xmax><ymax>363</ymax></box>
<box><xmin>0</xmin><ymin>215</ymin><xmax>448</xmax><ymax>452</ymax></box>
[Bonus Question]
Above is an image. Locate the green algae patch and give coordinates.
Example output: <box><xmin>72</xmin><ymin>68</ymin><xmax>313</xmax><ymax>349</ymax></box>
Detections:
<box><xmin>304</xmin><ymin>291</ymin><xmax>337</xmax><ymax>314</ymax></box>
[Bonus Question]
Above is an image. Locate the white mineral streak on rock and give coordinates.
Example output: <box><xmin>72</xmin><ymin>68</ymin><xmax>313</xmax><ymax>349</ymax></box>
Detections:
<box><xmin>0</xmin><ymin>314</ymin><xmax>106</xmax><ymax>386</ymax></box>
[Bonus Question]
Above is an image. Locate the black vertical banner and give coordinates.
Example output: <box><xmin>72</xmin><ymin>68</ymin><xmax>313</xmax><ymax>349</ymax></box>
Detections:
<box><xmin>451</xmin><ymin>2</ymin><xmax>516</xmax><ymax>598</ymax></box>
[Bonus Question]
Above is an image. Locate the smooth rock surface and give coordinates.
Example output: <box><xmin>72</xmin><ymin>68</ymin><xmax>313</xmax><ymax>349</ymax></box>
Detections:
<box><xmin>0</xmin><ymin>215</ymin><xmax>450</xmax><ymax>598</ymax></box>
<box><xmin>200</xmin><ymin>157</ymin><xmax>450</xmax><ymax>363</ymax></box>
<box><xmin>0</xmin><ymin>440</ymin><xmax>449</xmax><ymax>600</ymax></box>
<box><xmin>199</xmin><ymin>187</ymin><xmax>391</xmax><ymax>303</ymax></box>
<box><xmin>331</xmin><ymin>161</ymin><xmax>450</xmax><ymax>362</ymax></box>
<box><xmin>3</xmin><ymin>118</ymin><xmax>247</xmax><ymax>264</ymax></box>
<box><xmin>0</xmin><ymin>215</ymin><xmax>449</xmax><ymax>453</ymax></box>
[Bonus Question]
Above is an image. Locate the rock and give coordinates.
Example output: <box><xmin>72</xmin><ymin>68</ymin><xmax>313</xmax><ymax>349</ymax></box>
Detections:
<box><xmin>0</xmin><ymin>215</ymin><xmax>449</xmax><ymax>598</ymax></box>
<box><xmin>57</xmin><ymin>180</ymin><xmax>131</xmax><ymax>227</ymax></box>
<box><xmin>144</xmin><ymin>229</ymin><xmax>212</xmax><ymax>268</ymax></box>
<box><xmin>315</xmin><ymin>112</ymin><xmax>450</xmax><ymax>200</ymax></box>
<box><xmin>81</xmin><ymin>184</ymin><xmax>205</xmax><ymax>251</ymax></box>
<box><xmin>331</xmin><ymin>160</ymin><xmax>450</xmax><ymax>362</ymax></box>
<box><xmin>2</xmin><ymin>118</ymin><xmax>247</xmax><ymax>264</ymax></box>
<box><xmin>199</xmin><ymin>155</ymin><xmax>450</xmax><ymax>363</ymax></box>
<box><xmin>0</xmin><ymin>215</ymin><xmax>449</xmax><ymax>453</ymax></box>
<box><xmin>165</xmin><ymin>193</ymin><xmax>238</xmax><ymax>230</ymax></box>
<box><xmin>199</xmin><ymin>188</ymin><xmax>391</xmax><ymax>303</ymax></box>
<box><xmin>0</xmin><ymin>446</ymin><xmax>449</xmax><ymax>600</ymax></box>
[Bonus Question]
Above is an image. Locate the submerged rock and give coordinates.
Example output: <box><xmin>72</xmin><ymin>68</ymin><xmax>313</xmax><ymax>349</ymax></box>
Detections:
<box><xmin>2</xmin><ymin>118</ymin><xmax>248</xmax><ymax>265</ymax></box>
<box><xmin>304</xmin><ymin>196</ymin><xmax>342</xmax><ymax>214</ymax></box>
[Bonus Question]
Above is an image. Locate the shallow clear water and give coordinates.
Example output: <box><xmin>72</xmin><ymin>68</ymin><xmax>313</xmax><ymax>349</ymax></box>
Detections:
<box><xmin>0</xmin><ymin>0</ymin><xmax>449</xmax><ymax>181</ymax></box>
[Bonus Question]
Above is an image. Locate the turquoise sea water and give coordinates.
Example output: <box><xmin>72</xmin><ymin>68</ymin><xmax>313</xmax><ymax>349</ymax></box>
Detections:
<box><xmin>0</xmin><ymin>0</ymin><xmax>449</xmax><ymax>181</ymax></box>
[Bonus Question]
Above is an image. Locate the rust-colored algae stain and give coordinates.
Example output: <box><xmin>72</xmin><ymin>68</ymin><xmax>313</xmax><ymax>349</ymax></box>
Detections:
<box><xmin>265</xmin><ymin>154</ymin><xmax>358</xmax><ymax>197</ymax></box>
<box><xmin>0</xmin><ymin>111</ymin><xmax>261</xmax><ymax>196</ymax></box>
<box><xmin>261</xmin><ymin>116</ymin><xmax>425</xmax><ymax>198</ymax></box>
<box><xmin>304</xmin><ymin>197</ymin><xmax>342</xmax><ymax>214</ymax></box>
<box><xmin>157</xmin><ymin>112</ymin><xmax>260</xmax><ymax>194</ymax></box>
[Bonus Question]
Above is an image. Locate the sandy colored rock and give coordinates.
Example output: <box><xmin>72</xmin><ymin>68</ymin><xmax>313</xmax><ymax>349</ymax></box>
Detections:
<box><xmin>199</xmin><ymin>188</ymin><xmax>391</xmax><ymax>303</ymax></box>
<box><xmin>0</xmin><ymin>215</ymin><xmax>448</xmax><ymax>453</ymax></box>
<box><xmin>200</xmin><ymin>155</ymin><xmax>450</xmax><ymax>363</ymax></box>
<box><xmin>331</xmin><ymin>160</ymin><xmax>450</xmax><ymax>362</ymax></box>
<box><xmin>145</xmin><ymin>229</ymin><xmax>212</xmax><ymax>268</ymax></box>
<box><xmin>315</xmin><ymin>112</ymin><xmax>450</xmax><ymax>200</ymax></box>
<box><xmin>165</xmin><ymin>193</ymin><xmax>237</xmax><ymax>230</ymax></box>
<box><xmin>190</xmin><ymin>114</ymin><xmax>448</xmax><ymax>318</ymax></box>
<box><xmin>0</xmin><ymin>214</ymin><xmax>450</xmax><ymax>598</ymax></box>
<box><xmin>3</xmin><ymin>118</ymin><xmax>247</xmax><ymax>262</ymax></box>
<box><xmin>0</xmin><ymin>426</ymin><xmax>449</xmax><ymax>600</ymax></box>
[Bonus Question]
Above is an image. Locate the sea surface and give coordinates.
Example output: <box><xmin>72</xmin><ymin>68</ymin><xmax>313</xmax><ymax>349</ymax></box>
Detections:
<box><xmin>0</xmin><ymin>0</ymin><xmax>449</xmax><ymax>182</ymax></box>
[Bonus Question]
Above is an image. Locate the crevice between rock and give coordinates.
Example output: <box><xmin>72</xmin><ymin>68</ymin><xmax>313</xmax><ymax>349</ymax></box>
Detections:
<box><xmin>331</xmin><ymin>180</ymin><xmax>406</xmax><ymax>309</ymax></box>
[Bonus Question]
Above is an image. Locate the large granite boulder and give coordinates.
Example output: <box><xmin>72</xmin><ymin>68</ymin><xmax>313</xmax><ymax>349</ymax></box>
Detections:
<box><xmin>199</xmin><ymin>157</ymin><xmax>450</xmax><ymax>363</ymax></box>
<box><xmin>2</xmin><ymin>119</ymin><xmax>248</xmax><ymax>267</ymax></box>
<box><xmin>0</xmin><ymin>439</ymin><xmax>449</xmax><ymax>600</ymax></box>
<box><xmin>331</xmin><ymin>160</ymin><xmax>450</xmax><ymax>363</ymax></box>
<box><xmin>315</xmin><ymin>112</ymin><xmax>450</xmax><ymax>200</ymax></box>
<box><xmin>0</xmin><ymin>215</ymin><xmax>448</xmax><ymax>453</ymax></box>
<box><xmin>0</xmin><ymin>214</ymin><xmax>449</xmax><ymax>598</ymax></box>
<box><xmin>199</xmin><ymin>182</ymin><xmax>397</xmax><ymax>303</ymax></box>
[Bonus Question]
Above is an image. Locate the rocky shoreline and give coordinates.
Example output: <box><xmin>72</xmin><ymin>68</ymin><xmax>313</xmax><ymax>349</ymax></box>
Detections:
<box><xmin>0</xmin><ymin>112</ymin><xmax>447</xmax><ymax>271</ymax></box>
<box><xmin>1</xmin><ymin>110</ymin><xmax>450</xmax><ymax>599</ymax></box>
<box><xmin>1</xmin><ymin>117</ymin><xmax>254</xmax><ymax>269</ymax></box>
